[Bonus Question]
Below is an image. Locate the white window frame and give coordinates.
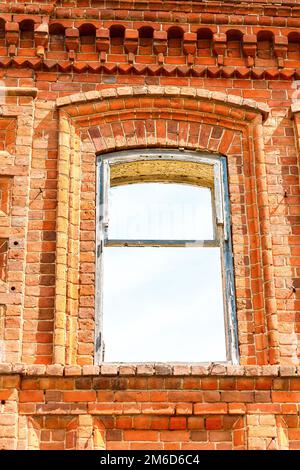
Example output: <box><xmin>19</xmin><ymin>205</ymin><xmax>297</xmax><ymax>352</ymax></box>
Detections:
<box><xmin>95</xmin><ymin>149</ymin><xmax>239</xmax><ymax>365</ymax></box>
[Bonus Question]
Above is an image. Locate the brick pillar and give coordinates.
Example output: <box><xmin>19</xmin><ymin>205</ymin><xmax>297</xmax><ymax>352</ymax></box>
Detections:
<box><xmin>0</xmin><ymin>372</ymin><xmax>20</xmax><ymax>449</ymax></box>
<box><xmin>76</xmin><ymin>415</ymin><xmax>105</xmax><ymax>450</ymax></box>
<box><xmin>246</xmin><ymin>414</ymin><xmax>289</xmax><ymax>450</ymax></box>
<box><xmin>232</xmin><ymin>416</ymin><xmax>246</xmax><ymax>450</ymax></box>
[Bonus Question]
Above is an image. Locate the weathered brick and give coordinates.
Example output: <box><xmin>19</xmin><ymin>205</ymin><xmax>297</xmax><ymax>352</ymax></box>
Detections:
<box><xmin>0</xmin><ymin>0</ymin><xmax>298</xmax><ymax>452</ymax></box>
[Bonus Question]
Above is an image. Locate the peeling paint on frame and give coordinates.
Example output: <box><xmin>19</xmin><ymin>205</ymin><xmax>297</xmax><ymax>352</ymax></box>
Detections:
<box><xmin>95</xmin><ymin>149</ymin><xmax>239</xmax><ymax>365</ymax></box>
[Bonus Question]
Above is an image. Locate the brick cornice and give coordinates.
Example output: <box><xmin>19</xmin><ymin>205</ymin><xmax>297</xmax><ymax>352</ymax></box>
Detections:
<box><xmin>0</xmin><ymin>1</ymin><xmax>298</xmax><ymax>17</ymax></box>
<box><xmin>0</xmin><ymin>11</ymin><xmax>299</xmax><ymax>77</ymax></box>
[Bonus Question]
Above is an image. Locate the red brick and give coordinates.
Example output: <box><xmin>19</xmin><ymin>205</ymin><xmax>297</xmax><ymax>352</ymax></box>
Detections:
<box><xmin>206</xmin><ymin>417</ymin><xmax>223</xmax><ymax>430</ymax></box>
<box><xmin>194</xmin><ymin>403</ymin><xmax>228</xmax><ymax>414</ymax></box>
<box><xmin>63</xmin><ymin>391</ymin><xmax>96</xmax><ymax>402</ymax></box>
<box><xmin>0</xmin><ymin>390</ymin><xmax>13</xmax><ymax>401</ymax></box>
<box><xmin>169</xmin><ymin>417</ymin><xmax>186</xmax><ymax>430</ymax></box>
<box><xmin>115</xmin><ymin>416</ymin><xmax>132</xmax><ymax>429</ymax></box>
<box><xmin>151</xmin><ymin>417</ymin><xmax>169</xmax><ymax>430</ymax></box>
<box><xmin>272</xmin><ymin>392</ymin><xmax>300</xmax><ymax>403</ymax></box>
<box><xmin>160</xmin><ymin>431</ymin><xmax>190</xmax><ymax>442</ymax></box>
<box><xmin>19</xmin><ymin>391</ymin><xmax>44</xmax><ymax>403</ymax></box>
<box><xmin>221</xmin><ymin>392</ymin><xmax>254</xmax><ymax>403</ymax></box>
<box><xmin>123</xmin><ymin>430</ymin><xmax>159</xmax><ymax>442</ymax></box>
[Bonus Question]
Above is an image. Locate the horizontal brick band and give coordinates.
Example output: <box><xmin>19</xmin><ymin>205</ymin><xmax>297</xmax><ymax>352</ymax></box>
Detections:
<box><xmin>1</xmin><ymin>363</ymin><xmax>300</xmax><ymax>377</ymax></box>
<box><xmin>0</xmin><ymin>3</ymin><xmax>298</xmax><ymax>21</ymax></box>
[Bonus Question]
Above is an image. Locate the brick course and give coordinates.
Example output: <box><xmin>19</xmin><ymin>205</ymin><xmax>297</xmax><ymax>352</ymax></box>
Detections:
<box><xmin>0</xmin><ymin>365</ymin><xmax>300</xmax><ymax>450</ymax></box>
<box><xmin>0</xmin><ymin>0</ymin><xmax>300</xmax><ymax>450</ymax></box>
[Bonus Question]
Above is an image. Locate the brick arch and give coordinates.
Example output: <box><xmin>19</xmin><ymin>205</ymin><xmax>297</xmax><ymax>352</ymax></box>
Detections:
<box><xmin>54</xmin><ymin>85</ymin><xmax>278</xmax><ymax>367</ymax></box>
<box><xmin>56</xmin><ymin>86</ymin><xmax>269</xmax><ymax>121</ymax></box>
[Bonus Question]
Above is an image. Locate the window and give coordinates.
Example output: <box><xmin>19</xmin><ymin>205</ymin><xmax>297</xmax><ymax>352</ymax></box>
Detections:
<box><xmin>95</xmin><ymin>150</ymin><xmax>238</xmax><ymax>364</ymax></box>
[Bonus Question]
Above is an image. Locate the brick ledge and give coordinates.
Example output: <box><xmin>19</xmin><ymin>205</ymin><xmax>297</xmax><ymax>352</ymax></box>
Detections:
<box><xmin>0</xmin><ymin>363</ymin><xmax>299</xmax><ymax>377</ymax></box>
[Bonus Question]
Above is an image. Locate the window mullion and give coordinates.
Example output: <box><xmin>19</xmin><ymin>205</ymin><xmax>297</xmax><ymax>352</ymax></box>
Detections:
<box><xmin>105</xmin><ymin>239</ymin><xmax>220</xmax><ymax>248</ymax></box>
<box><xmin>211</xmin><ymin>161</ymin><xmax>226</xmax><ymax>250</ymax></box>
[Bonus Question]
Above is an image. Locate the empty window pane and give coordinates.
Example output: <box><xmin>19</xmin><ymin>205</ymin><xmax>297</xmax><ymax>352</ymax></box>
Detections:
<box><xmin>107</xmin><ymin>183</ymin><xmax>214</xmax><ymax>240</ymax></box>
<box><xmin>102</xmin><ymin>247</ymin><xmax>226</xmax><ymax>362</ymax></box>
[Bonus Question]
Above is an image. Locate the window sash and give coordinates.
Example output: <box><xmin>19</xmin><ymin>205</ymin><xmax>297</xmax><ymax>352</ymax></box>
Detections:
<box><xmin>104</xmin><ymin>180</ymin><xmax>220</xmax><ymax>247</ymax></box>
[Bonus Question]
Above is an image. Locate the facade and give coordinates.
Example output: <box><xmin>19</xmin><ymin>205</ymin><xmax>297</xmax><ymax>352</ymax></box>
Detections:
<box><xmin>0</xmin><ymin>0</ymin><xmax>300</xmax><ymax>450</ymax></box>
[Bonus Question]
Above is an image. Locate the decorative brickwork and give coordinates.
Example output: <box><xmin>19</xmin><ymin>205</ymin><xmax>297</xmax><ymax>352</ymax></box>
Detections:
<box><xmin>0</xmin><ymin>2</ymin><xmax>299</xmax><ymax>79</ymax></box>
<box><xmin>0</xmin><ymin>0</ymin><xmax>299</xmax><ymax>450</ymax></box>
<box><xmin>54</xmin><ymin>85</ymin><xmax>275</xmax><ymax>367</ymax></box>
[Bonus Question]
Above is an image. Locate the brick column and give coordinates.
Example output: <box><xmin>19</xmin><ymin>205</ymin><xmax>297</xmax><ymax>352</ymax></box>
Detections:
<box><xmin>246</xmin><ymin>414</ymin><xmax>289</xmax><ymax>450</ymax></box>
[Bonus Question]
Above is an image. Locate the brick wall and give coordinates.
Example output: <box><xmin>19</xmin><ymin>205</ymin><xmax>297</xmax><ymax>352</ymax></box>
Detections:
<box><xmin>0</xmin><ymin>0</ymin><xmax>300</xmax><ymax>449</ymax></box>
<box><xmin>1</xmin><ymin>363</ymin><xmax>300</xmax><ymax>450</ymax></box>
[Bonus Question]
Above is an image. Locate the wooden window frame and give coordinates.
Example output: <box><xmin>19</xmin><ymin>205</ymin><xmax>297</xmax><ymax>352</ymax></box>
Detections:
<box><xmin>95</xmin><ymin>149</ymin><xmax>239</xmax><ymax>365</ymax></box>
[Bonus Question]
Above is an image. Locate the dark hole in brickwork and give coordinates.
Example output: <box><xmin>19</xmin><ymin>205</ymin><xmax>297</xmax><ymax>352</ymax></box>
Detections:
<box><xmin>110</xmin><ymin>25</ymin><xmax>125</xmax><ymax>39</ymax></box>
<box><xmin>226</xmin><ymin>29</ymin><xmax>243</xmax><ymax>58</ymax></box>
<box><xmin>197</xmin><ymin>28</ymin><xmax>213</xmax><ymax>57</ymax></box>
<box><xmin>0</xmin><ymin>18</ymin><xmax>4</xmax><ymax>43</ymax></box>
<box><xmin>139</xmin><ymin>26</ymin><xmax>154</xmax><ymax>52</ymax></box>
<box><xmin>79</xmin><ymin>23</ymin><xmax>96</xmax><ymax>51</ymax></box>
<box><xmin>139</xmin><ymin>27</ymin><xmax>154</xmax><ymax>39</ymax></box>
<box><xmin>257</xmin><ymin>30</ymin><xmax>274</xmax><ymax>60</ymax></box>
<box><xmin>49</xmin><ymin>23</ymin><xmax>66</xmax><ymax>52</ymax></box>
<box><xmin>20</xmin><ymin>19</ymin><xmax>34</xmax><ymax>48</ymax></box>
<box><xmin>288</xmin><ymin>32</ymin><xmax>300</xmax><ymax>60</ymax></box>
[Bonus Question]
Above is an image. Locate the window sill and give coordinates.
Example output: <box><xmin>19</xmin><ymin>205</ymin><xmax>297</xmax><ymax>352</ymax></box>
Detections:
<box><xmin>0</xmin><ymin>362</ymin><xmax>293</xmax><ymax>378</ymax></box>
